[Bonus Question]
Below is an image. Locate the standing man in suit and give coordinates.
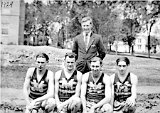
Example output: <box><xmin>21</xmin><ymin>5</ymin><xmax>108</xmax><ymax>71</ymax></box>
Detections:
<box><xmin>72</xmin><ymin>16</ymin><xmax>106</xmax><ymax>74</ymax></box>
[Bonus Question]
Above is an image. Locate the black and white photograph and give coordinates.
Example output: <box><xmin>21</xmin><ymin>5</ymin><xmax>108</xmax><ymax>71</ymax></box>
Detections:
<box><xmin>1</xmin><ymin>0</ymin><xmax>160</xmax><ymax>113</ymax></box>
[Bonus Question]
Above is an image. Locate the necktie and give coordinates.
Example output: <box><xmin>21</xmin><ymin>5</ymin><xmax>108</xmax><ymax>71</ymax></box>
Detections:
<box><xmin>85</xmin><ymin>33</ymin><xmax>88</xmax><ymax>49</ymax></box>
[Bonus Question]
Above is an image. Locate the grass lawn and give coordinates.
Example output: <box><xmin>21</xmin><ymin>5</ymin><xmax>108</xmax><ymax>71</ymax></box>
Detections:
<box><xmin>1</xmin><ymin>45</ymin><xmax>160</xmax><ymax>89</ymax></box>
<box><xmin>1</xmin><ymin>45</ymin><xmax>160</xmax><ymax>113</ymax></box>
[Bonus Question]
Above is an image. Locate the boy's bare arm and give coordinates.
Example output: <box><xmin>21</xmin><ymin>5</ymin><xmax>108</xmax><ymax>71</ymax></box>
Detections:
<box><xmin>23</xmin><ymin>68</ymin><xmax>34</xmax><ymax>105</ymax></box>
<box><xmin>74</xmin><ymin>71</ymin><xmax>82</xmax><ymax>97</ymax></box>
<box><xmin>54</xmin><ymin>71</ymin><xmax>61</xmax><ymax>105</ymax></box>
<box><xmin>81</xmin><ymin>73</ymin><xmax>88</xmax><ymax>113</ymax></box>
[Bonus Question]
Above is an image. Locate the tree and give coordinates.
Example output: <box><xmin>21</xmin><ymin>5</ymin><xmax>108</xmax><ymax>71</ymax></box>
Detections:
<box><xmin>24</xmin><ymin>0</ymin><xmax>160</xmax><ymax>53</ymax></box>
<box><xmin>121</xmin><ymin>18</ymin><xmax>140</xmax><ymax>54</ymax></box>
<box><xmin>122</xmin><ymin>1</ymin><xmax>160</xmax><ymax>57</ymax></box>
<box><xmin>104</xmin><ymin>2</ymin><xmax>125</xmax><ymax>54</ymax></box>
<box><xmin>150</xmin><ymin>36</ymin><xmax>159</xmax><ymax>53</ymax></box>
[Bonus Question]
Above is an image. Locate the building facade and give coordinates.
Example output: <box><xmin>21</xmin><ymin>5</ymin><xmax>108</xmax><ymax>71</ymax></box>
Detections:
<box><xmin>1</xmin><ymin>0</ymin><xmax>25</xmax><ymax>45</ymax></box>
<box><xmin>111</xmin><ymin>19</ymin><xmax>160</xmax><ymax>53</ymax></box>
<box><xmin>134</xmin><ymin>33</ymin><xmax>147</xmax><ymax>53</ymax></box>
<box><xmin>111</xmin><ymin>33</ymin><xmax>160</xmax><ymax>53</ymax></box>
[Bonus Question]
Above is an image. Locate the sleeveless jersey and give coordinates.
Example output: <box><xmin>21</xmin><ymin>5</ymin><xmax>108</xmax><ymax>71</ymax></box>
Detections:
<box><xmin>29</xmin><ymin>68</ymin><xmax>48</xmax><ymax>99</ymax></box>
<box><xmin>113</xmin><ymin>73</ymin><xmax>132</xmax><ymax>111</ymax></box>
<box><xmin>58</xmin><ymin>70</ymin><xmax>78</xmax><ymax>102</ymax></box>
<box><xmin>86</xmin><ymin>72</ymin><xmax>105</xmax><ymax>103</ymax></box>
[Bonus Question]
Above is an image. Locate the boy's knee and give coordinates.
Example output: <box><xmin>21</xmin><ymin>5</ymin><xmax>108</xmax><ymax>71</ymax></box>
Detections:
<box><xmin>25</xmin><ymin>108</ymin><xmax>30</xmax><ymax>113</ymax></box>
<box><xmin>25</xmin><ymin>105</ymin><xmax>34</xmax><ymax>113</ymax></box>
<box><xmin>41</xmin><ymin>100</ymin><xmax>47</xmax><ymax>108</ymax></box>
<box><xmin>68</xmin><ymin>98</ymin><xmax>81</xmax><ymax>112</ymax></box>
<box><xmin>46</xmin><ymin>98</ymin><xmax>56</xmax><ymax>110</ymax></box>
<box><xmin>102</xmin><ymin>103</ymin><xmax>113</xmax><ymax>113</ymax></box>
<box><xmin>32</xmin><ymin>109</ymin><xmax>38</xmax><ymax>113</ymax></box>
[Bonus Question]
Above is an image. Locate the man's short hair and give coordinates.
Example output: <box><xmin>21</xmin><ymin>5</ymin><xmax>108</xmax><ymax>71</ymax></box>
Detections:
<box><xmin>36</xmin><ymin>52</ymin><xmax>49</xmax><ymax>61</ymax></box>
<box><xmin>116</xmin><ymin>57</ymin><xmax>130</xmax><ymax>66</ymax></box>
<box><xmin>81</xmin><ymin>16</ymin><xmax>93</xmax><ymax>25</ymax></box>
<box><xmin>65</xmin><ymin>52</ymin><xmax>76</xmax><ymax>60</ymax></box>
<box><xmin>90</xmin><ymin>56</ymin><xmax>102</xmax><ymax>65</ymax></box>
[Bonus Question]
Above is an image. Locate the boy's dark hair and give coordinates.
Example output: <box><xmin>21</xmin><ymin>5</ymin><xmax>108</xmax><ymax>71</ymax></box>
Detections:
<box><xmin>90</xmin><ymin>56</ymin><xmax>102</xmax><ymax>65</ymax></box>
<box><xmin>116</xmin><ymin>57</ymin><xmax>130</xmax><ymax>66</ymax></box>
<box><xmin>81</xmin><ymin>16</ymin><xmax>93</xmax><ymax>25</ymax></box>
<box><xmin>65</xmin><ymin>52</ymin><xmax>76</xmax><ymax>60</ymax></box>
<box><xmin>36</xmin><ymin>52</ymin><xmax>49</xmax><ymax>61</ymax></box>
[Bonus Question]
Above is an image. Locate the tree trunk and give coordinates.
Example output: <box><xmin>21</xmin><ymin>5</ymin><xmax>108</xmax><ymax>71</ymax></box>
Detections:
<box><xmin>147</xmin><ymin>22</ymin><xmax>154</xmax><ymax>58</ymax></box>
<box><xmin>115</xmin><ymin>41</ymin><xmax>118</xmax><ymax>56</ymax></box>
<box><xmin>129</xmin><ymin>46</ymin><xmax>131</xmax><ymax>53</ymax></box>
<box><xmin>148</xmin><ymin>35</ymin><xmax>151</xmax><ymax>58</ymax></box>
<box><xmin>131</xmin><ymin>45</ymin><xmax>134</xmax><ymax>55</ymax></box>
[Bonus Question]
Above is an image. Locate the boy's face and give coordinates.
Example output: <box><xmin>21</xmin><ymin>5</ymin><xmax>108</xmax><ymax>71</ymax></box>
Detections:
<box><xmin>81</xmin><ymin>20</ymin><xmax>92</xmax><ymax>34</ymax></box>
<box><xmin>64</xmin><ymin>56</ymin><xmax>76</xmax><ymax>71</ymax></box>
<box><xmin>36</xmin><ymin>57</ymin><xmax>48</xmax><ymax>71</ymax></box>
<box><xmin>90</xmin><ymin>61</ymin><xmax>102</xmax><ymax>75</ymax></box>
<box><xmin>117</xmin><ymin>61</ymin><xmax>128</xmax><ymax>75</ymax></box>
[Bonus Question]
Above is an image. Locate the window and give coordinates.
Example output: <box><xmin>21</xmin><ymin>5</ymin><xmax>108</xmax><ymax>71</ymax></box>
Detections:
<box><xmin>138</xmin><ymin>39</ymin><xmax>141</xmax><ymax>43</ymax></box>
<box><xmin>1</xmin><ymin>22</ymin><xmax>9</xmax><ymax>36</ymax></box>
<box><xmin>2</xmin><ymin>28</ymin><xmax>9</xmax><ymax>35</ymax></box>
<box><xmin>138</xmin><ymin>45</ymin><xmax>141</xmax><ymax>49</ymax></box>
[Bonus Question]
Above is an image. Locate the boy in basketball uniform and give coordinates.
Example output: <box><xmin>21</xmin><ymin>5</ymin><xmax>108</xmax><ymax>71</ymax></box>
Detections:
<box><xmin>54</xmin><ymin>52</ymin><xmax>82</xmax><ymax>113</ymax></box>
<box><xmin>110</xmin><ymin>57</ymin><xmax>138</xmax><ymax>113</ymax></box>
<box><xmin>23</xmin><ymin>53</ymin><xmax>55</xmax><ymax>113</ymax></box>
<box><xmin>81</xmin><ymin>56</ymin><xmax>112</xmax><ymax>113</ymax></box>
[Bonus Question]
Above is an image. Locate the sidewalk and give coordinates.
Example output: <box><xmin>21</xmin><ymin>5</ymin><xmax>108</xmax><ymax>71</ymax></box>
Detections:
<box><xmin>109</xmin><ymin>52</ymin><xmax>160</xmax><ymax>60</ymax></box>
<box><xmin>132</xmin><ymin>53</ymin><xmax>160</xmax><ymax>60</ymax></box>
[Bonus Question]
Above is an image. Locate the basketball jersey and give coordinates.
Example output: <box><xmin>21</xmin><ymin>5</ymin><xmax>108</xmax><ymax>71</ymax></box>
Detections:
<box><xmin>29</xmin><ymin>68</ymin><xmax>48</xmax><ymax>99</ymax></box>
<box><xmin>86</xmin><ymin>72</ymin><xmax>105</xmax><ymax>103</ymax></box>
<box><xmin>113</xmin><ymin>73</ymin><xmax>132</xmax><ymax>111</ymax></box>
<box><xmin>58</xmin><ymin>70</ymin><xmax>78</xmax><ymax>102</ymax></box>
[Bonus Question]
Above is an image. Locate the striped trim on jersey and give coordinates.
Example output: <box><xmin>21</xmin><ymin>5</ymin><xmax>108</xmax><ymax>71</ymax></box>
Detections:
<box><xmin>29</xmin><ymin>68</ymin><xmax>48</xmax><ymax>99</ymax></box>
<box><xmin>113</xmin><ymin>72</ymin><xmax>132</xmax><ymax>103</ymax></box>
<box><xmin>58</xmin><ymin>70</ymin><xmax>78</xmax><ymax>102</ymax></box>
<box><xmin>113</xmin><ymin>72</ymin><xmax>132</xmax><ymax>111</ymax></box>
<box><xmin>86</xmin><ymin>72</ymin><xmax>105</xmax><ymax>103</ymax></box>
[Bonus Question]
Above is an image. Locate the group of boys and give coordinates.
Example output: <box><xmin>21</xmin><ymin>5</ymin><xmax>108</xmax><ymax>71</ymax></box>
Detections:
<box><xmin>23</xmin><ymin>52</ymin><xmax>138</xmax><ymax>113</ymax></box>
<box><xmin>23</xmin><ymin>16</ymin><xmax>138</xmax><ymax>113</ymax></box>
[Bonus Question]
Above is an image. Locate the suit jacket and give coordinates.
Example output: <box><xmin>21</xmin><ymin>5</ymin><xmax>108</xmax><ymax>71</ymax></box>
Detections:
<box><xmin>72</xmin><ymin>33</ymin><xmax>106</xmax><ymax>74</ymax></box>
